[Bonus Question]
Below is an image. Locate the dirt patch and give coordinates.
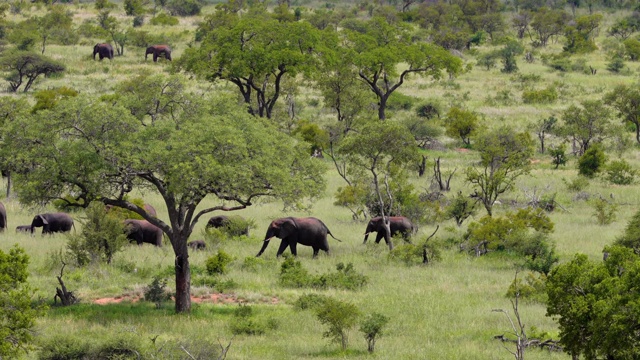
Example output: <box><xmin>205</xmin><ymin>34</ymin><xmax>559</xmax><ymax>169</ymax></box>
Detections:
<box><xmin>93</xmin><ymin>294</ymin><xmax>279</xmax><ymax>305</ymax></box>
<box><xmin>455</xmin><ymin>148</ymin><xmax>471</xmax><ymax>153</ymax></box>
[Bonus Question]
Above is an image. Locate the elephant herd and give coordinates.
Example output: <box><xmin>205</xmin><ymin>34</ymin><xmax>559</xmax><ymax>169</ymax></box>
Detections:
<box><xmin>93</xmin><ymin>43</ymin><xmax>172</xmax><ymax>62</ymax></box>
<box><xmin>1</xmin><ymin>199</ymin><xmax>416</xmax><ymax>258</ymax></box>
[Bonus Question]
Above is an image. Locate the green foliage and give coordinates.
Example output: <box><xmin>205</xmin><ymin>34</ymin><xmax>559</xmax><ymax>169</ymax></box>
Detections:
<box><xmin>556</xmin><ymin>100</ymin><xmax>612</xmax><ymax>156</ymax></box>
<box><xmin>0</xmin><ymin>51</ymin><xmax>65</xmax><ymax>92</ymax></box>
<box><xmin>607</xmin><ymin>55</ymin><xmax>626</xmax><ymax>73</ymax></box>
<box><xmin>315</xmin><ymin>297</ymin><xmax>360</xmax><ymax>350</ymax></box>
<box><xmin>38</xmin><ymin>333</ymin><xmax>150</xmax><ymax>360</ymax></box>
<box><xmin>0</xmin><ymin>245</ymin><xmax>45</xmax><ymax>358</ymax></box>
<box><xmin>563</xmin><ymin>176</ymin><xmax>590</xmax><ymax>192</ymax></box>
<box><xmin>615</xmin><ymin>207</ymin><xmax>640</xmax><ymax>252</ymax></box>
<box><xmin>229</xmin><ymin>305</ymin><xmax>278</xmax><ymax>335</ymax></box>
<box><xmin>546</xmin><ymin>249</ymin><xmax>640</xmax><ymax>359</ymax></box>
<box><xmin>166</xmin><ymin>0</ymin><xmax>202</xmax><ymax>16</ymax></box>
<box><xmin>415</xmin><ymin>101</ymin><xmax>442</xmax><ymax>119</ymax></box>
<box><xmin>386</xmin><ymin>92</ymin><xmax>417</xmax><ymax>111</ymax></box>
<box><xmin>293</xmin><ymin>293</ymin><xmax>332</xmax><ymax>311</ymax></box>
<box><xmin>279</xmin><ymin>258</ymin><xmax>368</xmax><ymax>290</ymax></box>
<box><xmin>31</xmin><ymin>86</ymin><xmax>78</xmax><ymax>113</ymax></box>
<box><xmin>124</xmin><ymin>0</ymin><xmax>145</xmax><ymax>16</ymax></box>
<box><xmin>444</xmin><ymin>107</ymin><xmax>478</xmax><ymax>146</ymax></box>
<box><xmin>359</xmin><ymin>312</ymin><xmax>389</xmax><ymax>353</ymax></box>
<box><xmin>65</xmin><ymin>202</ymin><xmax>129</xmax><ymax>266</ymax></box>
<box><xmin>578</xmin><ymin>144</ymin><xmax>607</xmax><ymax>178</ymax></box>
<box><xmin>549</xmin><ymin>144</ymin><xmax>568</xmax><ymax>169</ymax></box>
<box><xmin>7</xmin><ymin>20</ymin><xmax>38</xmax><ymax>50</ymax></box>
<box><xmin>143</xmin><ymin>276</ymin><xmax>171</xmax><ymax>308</ymax></box>
<box><xmin>334</xmin><ymin>182</ymin><xmax>369</xmax><ymax>220</ymax></box>
<box><xmin>522</xmin><ymin>86</ymin><xmax>558</xmax><ymax>104</ymax></box>
<box><xmin>477</xmin><ymin>51</ymin><xmax>498</xmax><ymax>70</ymax></box>
<box><xmin>605</xmin><ymin>159</ymin><xmax>636</xmax><ymax>185</ymax></box>
<box><xmin>95</xmin><ymin>0</ymin><xmax>116</xmax><ymax>10</ymax></box>
<box><xmin>591</xmin><ymin>197</ymin><xmax>618</xmax><ymax>226</ymax></box>
<box><xmin>506</xmin><ymin>272</ymin><xmax>547</xmax><ymax>303</ymax></box>
<box><xmin>205</xmin><ymin>250</ymin><xmax>234</xmax><ymax>275</ymax></box>
<box><xmin>499</xmin><ymin>39</ymin><xmax>524</xmax><ymax>73</ymax></box>
<box><xmin>149</xmin><ymin>12</ymin><xmax>179</xmax><ymax>26</ymax></box>
<box><xmin>293</xmin><ymin>120</ymin><xmax>329</xmax><ymax>155</ymax></box>
<box><xmin>623</xmin><ymin>37</ymin><xmax>640</xmax><ymax>60</ymax></box>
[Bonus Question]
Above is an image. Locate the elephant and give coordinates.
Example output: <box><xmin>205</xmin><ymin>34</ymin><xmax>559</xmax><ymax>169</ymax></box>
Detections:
<box><xmin>206</xmin><ymin>215</ymin><xmax>249</xmax><ymax>236</ymax></box>
<box><xmin>16</xmin><ymin>225</ymin><xmax>31</xmax><ymax>233</ymax></box>
<box><xmin>124</xmin><ymin>219</ymin><xmax>163</xmax><ymax>247</ymax></box>
<box><xmin>145</xmin><ymin>45</ymin><xmax>172</xmax><ymax>62</ymax></box>
<box><xmin>143</xmin><ymin>204</ymin><xmax>157</xmax><ymax>217</ymax></box>
<box><xmin>363</xmin><ymin>216</ymin><xmax>415</xmax><ymax>245</ymax></box>
<box><xmin>187</xmin><ymin>240</ymin><xmax>206</xmax><ymax>251</ymax></box>
<box><xmin>93</xmin><ymin>43</ymin><xmax>114</xmax><ymax>61</ymax></box>
<box><xmin>30</xmin><ymin>212</ymin><xmax>75</xmax><ymax>235</ymax></box>
<box><xmin>0</xmin><ymin>202</ymin><xmax>5</xmax><ymax>232</ymax></box>
<box><xmin>256</xmin><ymin>217</ymin><xmax>342</xmax><ymax>258</ymax></box>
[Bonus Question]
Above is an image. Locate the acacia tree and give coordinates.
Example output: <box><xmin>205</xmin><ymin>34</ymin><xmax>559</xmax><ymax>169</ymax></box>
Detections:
<box><xmin>339</xmin><ymin>121</ymin><xmax>417</xmax><ymax>249</ymax></box>
<box><xmin>555</xmin><ymin>100</ymin><xmax>612</xmax><ymax>156</ymax></box>
<box><xmin>35</xmin><ymin>6</ymin><xmax>74</xmax><ymax>54</ymax></box>
<box><xmin>466</xmin><ymin>126</ymin><xmax>534</xmax><ymax>216</ymax></box>
<box><xmin>179</xmin><ymin>11</ymin><xmax>320</xmax><ymax>119</ymax></box>
<box><xmin>343</xmin><ymin>17</ymin><xmax>462</xmax><ymax>120</ymax></box>
<box><xmin>6</xmin><ymin>87</ymin><xmax>325</xmax><ymax>313</ymax></box>
<box><xmin>0</xmin><ymin>51</ymin><xmax>65</xmax><ymax>92</ymax></box>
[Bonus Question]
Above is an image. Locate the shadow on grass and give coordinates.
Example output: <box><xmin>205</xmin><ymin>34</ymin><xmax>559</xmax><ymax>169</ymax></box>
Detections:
<box><xmin>47</xmin><ymin>302</ymin><xmax>237</xmax><ymax>324</ymax></box>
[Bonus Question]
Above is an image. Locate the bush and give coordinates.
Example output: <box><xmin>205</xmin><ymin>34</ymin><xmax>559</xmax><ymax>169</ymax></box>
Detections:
<box><xmin>624</xmin><ymin>38</ymin><xmax>640</xmax><ymax>61</ymax></box>
<box><xmin>278</xmin><ymin>256</ymin><xmax>312</xmax><ymax>288</ymax></box>
<box><xmin>505</xmin><ymin>272</ymin><xmax>547</xmax><ymax>303</ymax></box>
<box><xmin>315</xmin><ymin>262</ymin><xmax>368</xmax><ymax>290</ymax></box>
<box><xmin>605</xmin><ymin>159</ymin><xmax>636</xmax><ymax>185</ymax></box>
<box><xmin>228</xmin><ymin>305</ymin><xmax>278</xmax><ymax>336</ymax></box>
<box><xmin>166</xmin><ymin>0</ymin><xmax>202</xmax><ymax>16</ymax></box>
<box><xmin>150</xmin><ymin>13</ymin><xmax>179</xmax><ymax>26</ymax></box>
<box><xmin>143</xmin><ymin>276</ymin><xmax>172</xmax><ymax>308</ymax></box>
<box><xmin>415</xmin><ymin>101</ymin><xmax>441</xmax><ymax>119</ymax></box>
<box><xmin>294</xmin><ymin>293</ymin><xmax>332</xmax><ymax>311</ymax></box>
<box><xmin>315</xmin><ymin>297</ymin><xmax>360</xmax><ymax>350</ymax></box>
<box><xmin>578</xmin><ymin>144</ymin><xmax>606</xmax><ymax>178</ymax></box>
<box><xmin>615</xmin><ymin>208</ymin><xmax>640</xmax><ymax>252</ymax></box>
<box><xmin>133</xmin><ymin>15</ymin><xmax>144</xmax><ymax>27</ymax></box>
<box><xmin>65</xmin><ymin>202</ymin><xmax>129</xmax><ymax>266</ymax></box>
<box><xmin>564</xmin><ymin>176</ymin><xmax>590</xmax><ymax>192</ymax></box>
<box><xmin>360</xmin><ymin>312</ymin><xmax>389</xmax><ymax>353</ymax></box>
<box><xmin>549</xmin><ymin>144</ymin><xmax>568</xmax><ymax>169</ymax></box>
<box><xmin>547</xmin><ymin>57</ymin><xmax>572</xmax><ymax>72</ymax></box>
<box><xmin>607</xmin><ymin>55</ymin><xmax>626</xmax><ymax>73</ymax></box>
<box><xmin>241</xmin><ymin>256</ymin><xmax>268</xmax><ymax>272</ymax></box>
<box><xmin>205</xmin><ymin>250</ymin><xmax>234</xmax><ymax>275</ymax></box>
<box><xmin>592</xmin><ymin>197</ymin><xmax>617</xmax><ymax>226</ymax></box>
<box><xmin>522</xmin><ymin>87</ymin><xmax>558</xmax><ymax>104</ymax></box>
<box><xmin>387</xmin><ymin>92</ymin><xmax>417</xmax><ymax>111</ymax></box>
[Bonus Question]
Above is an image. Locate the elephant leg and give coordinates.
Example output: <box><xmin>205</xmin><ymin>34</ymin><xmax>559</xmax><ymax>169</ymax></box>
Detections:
<box><xmin>276</xmin><ymin>240</ymin><xmax>289</xmax><ymax>257</ymax></box>
<box><xmin>312</xmin><ymin>247</ymin><xmax>319</xmax><ymax>258</ymax></box>
<box><xmin>289</xmin><ymin>242</ymin><xmax>298</xmax><ymax>257</ymax></box>
<box><xmin>375</xmin><ymin>232</ymin><xmax>383</xmax><ymax>244</ymax></box>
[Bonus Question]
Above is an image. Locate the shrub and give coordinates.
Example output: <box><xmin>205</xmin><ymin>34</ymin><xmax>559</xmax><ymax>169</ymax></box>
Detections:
<box><xmin>415</xmin><ymin>101</ymin><xmax>441</xmax><ymax>119</ymax></box>
<box><xmin>294</xmin><ymin>293</ymin><xmax>332</xmax><ymax>311</ymax></box>
<box><xmin>241</xmin><ymin>256</ymin><xmax>268</xmax><ymax>272</ymax></box>
<box><xmin>133</xmin><ymin>15</ymin><xmax>144</xmax><ymax>27</ymax></box>
<box><xmin>445</xmin><ymin>191</ymin><xmax>478</xmax><ymax>226</ymax></box>
<box><xmin>315</xmin><ymin>297</ymin><xmax>360</xmax><ymax>350</ymax></box>
<box><xmin>387</xmin><ymin>92</ymin><xmax>417</xmax><ymax>111</ymax></box>
<box><xmin>229</xmin><ymin>305</ymin><xmax>278</xmax><ymax>335</ymax></box>
<box><xmin>166</xmin><ymin>0</ymin><xmax>202</xmax><ymax>16</ymax></box>
<box><xmin>615</xmin><ymin>208</ymin><xmax>640</xmax><ymax>252</ymax></box>
<box><xmin>205</xmin><ymin>250</ymin><xmax>234</xmax><ymax>275</ymax></box>
<box><xmin>605</xmin><ymin>159</ymin><xmax>636</xmax><ymax>185</ymax></box>
<box><xmin>564</xmin><ymin>176</ymin><xmax>590</xmax><ymax>192</ymax></box>
<box><xmin>592</xmin><ymin>197</ymin><xmax>617</xmax><ymax>226</ymax></box>
<box><xmin>549</xmin><ymin>144</ymin><xmax>568</xmax><ymax>169</ymax></box>
<box><xmin>505</xmin><ymin>272</ymin><xmax>547</xmax><ymax>303</ymax></box>
<box><xmin>360</xmin><ymin>312</ymin><xmax>389</xmax><ymax>353</ymax></box>
<box><xmin>522</xmin><ymin>87</ymin><xmax>558</xmax><ymax>104</ymax></box>
<box><xmin>150</xmin><ymin>13</ymin><xmax>180</xmax><ymax>26</ymax></box>
<box><xmin>143</xmin><ymin>276</ymin><xmax>172</xmax><ymax>308</ymax></box>
<box><xmin>624</xmin><ymin>38</ymin><xmax>640</xmax><ymax>61</ymax></box>
<box><xmin>315</xmin><ymin>262</ymin><xmax>369</xmax><ymax>290</ymax></box>
<box><xmin>607</xmin><ymin>55</ymin><xmax>626</xmax><ymax>73</ymax></box>
<box><xmin>65</xmin><ymin>202</ymin><xmax>129</xmax><ymax>266</ymax></box>
<box><xmin>547</xmin><ymin>57</ymin><xmax>572</xmax><ymax>72</ymax></box>
<box><xmin>578</xmin><ymin>144</ymin><xmax>606</xmax><ymax>178</ymax></box>
<box><xmin>279</xmin><ymin>256</ymin><xmax>312</xmax><ymax>288</ymax></box>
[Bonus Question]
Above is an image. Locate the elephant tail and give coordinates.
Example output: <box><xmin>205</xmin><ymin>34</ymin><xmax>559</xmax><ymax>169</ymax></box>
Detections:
<box><xmin>327</xmin><ymin>230</ymin><xmax>343</xmax><ymax>242</ymax></box>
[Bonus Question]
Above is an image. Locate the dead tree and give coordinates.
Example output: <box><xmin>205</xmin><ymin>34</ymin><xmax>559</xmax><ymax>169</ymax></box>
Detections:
<box><xmin>422</xmin><ymin>225</ymin><xmax>439</xmax><ymax>264</ymax></box>
<box><xmin>492</xmin><ymin>273</ymin><xmax>527</xmax><ymax>360</ymax></box>
<box><xmin>54</xmin><ymin>262</ymin><xmax>78</xmax><ymax>306</ymax></box>
<box><xmin>432</xmin><ymin>157</ymin><xmax>455</xmax><ymax>191</ymax></box>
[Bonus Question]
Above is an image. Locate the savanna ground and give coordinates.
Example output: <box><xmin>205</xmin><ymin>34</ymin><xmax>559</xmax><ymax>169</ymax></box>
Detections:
<box><xmin>0</xmin><ymin>1</ymin><xmax>638</xmax><ymax>359</ymax></box>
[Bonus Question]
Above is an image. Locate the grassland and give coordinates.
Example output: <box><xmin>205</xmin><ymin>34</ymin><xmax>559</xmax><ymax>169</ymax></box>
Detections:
<box><xmin>1</xmin><ymin>2</ymin><xmax>639</xmax><ymax>359</ymax></box>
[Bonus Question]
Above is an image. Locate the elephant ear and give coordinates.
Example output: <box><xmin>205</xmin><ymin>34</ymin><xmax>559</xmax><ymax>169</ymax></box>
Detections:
<box><xmin>279</xmin><ymin>218</ymin><xmax>297</xmax><ymax>239</ymax></box>
<box><xmin>39</xmin><ymin>215</ymin><xmax>48</xmax><ymax>225</ymax></box>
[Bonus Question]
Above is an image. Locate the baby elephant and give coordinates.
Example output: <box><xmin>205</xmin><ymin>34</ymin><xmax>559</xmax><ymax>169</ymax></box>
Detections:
<box><xmin>187</xmin><ymin>240</ymin><xmax>206</xmax><ymax>251</ymax></box>
<box><xmin>16</xmin><ymin>225</ymin><xmax>31</xmax><ymax>233</ymax></box>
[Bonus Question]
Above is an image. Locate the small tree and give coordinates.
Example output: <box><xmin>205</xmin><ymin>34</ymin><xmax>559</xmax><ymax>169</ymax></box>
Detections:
<box><xmin>530</xmin><ymin>116</ymin><xmax>556</xmax><ymax>154</ymax></box>
<box><xmin>605</xmin><ymin>159</ymin><xmax>636</xmax><ymax>185</ymax></box>
<box><xmin>359</xmin><ymin>312</ymin><xmax>389</xmax><ymax>353</ymax></box>
<box><xmin>444</xmin><ymin>107</ymin><xmax>479</xmax><ymax>146</ymax></box>
<box><xmin>0</xmin><ymin>245</ymin><xmax>45</xmax><ymax>357</ymax></box>
<box><xmin>499</xmin><ymin>39</ymin><xmax>524</xmax><ymax>73</ymax></box>
<box><xmin>0</xmin><ymin>51</ymin><xmax>65</xmax><ymax>92</ymax></box>
<box><xmin>315</xmin><ymin>298</ymin><xmax>360</xmax><ymax>350</ymax></box>
<box><xmin>445</xmin><ymin>191</ymin><xmax>478</xmax><ymax>226</ymax></box>
<box><xmin>549</xmin><ymin>144</ymin><xmax>567</xmax><ymax>169</ymax></box>
<box><xmin>577</xmin><ymin>144</ymin><xmax>606</xmax><ymax>178</ymax></box>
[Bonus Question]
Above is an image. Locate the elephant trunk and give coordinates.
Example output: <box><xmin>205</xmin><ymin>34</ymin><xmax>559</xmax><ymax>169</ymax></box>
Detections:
<box><xmin>363</xmin><ymin>224</ymin><xmax>373</xmax><ymax>244</ymax></box>
<box><xmin>256</xmin><ymin>228</ymin><xmax>275</xmax><ymax>257</ymax></box>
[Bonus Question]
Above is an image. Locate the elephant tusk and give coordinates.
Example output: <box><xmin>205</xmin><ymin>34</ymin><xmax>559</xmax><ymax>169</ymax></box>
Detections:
<box><xmin>364</xmin><ymin>232</ymin><xmax>370</xmax><ymax>236</ymax></box>
<box><xmin>264</xmin><ymin>237</ymin><xmax>272</xmax><ymax>242</ymax></box>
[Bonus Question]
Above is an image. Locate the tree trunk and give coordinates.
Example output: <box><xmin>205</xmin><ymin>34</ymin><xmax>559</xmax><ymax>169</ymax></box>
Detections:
<box><xmin>5</xmin><ymin>171</ymin><xmax>11</xmax><ymax>199</ymax></box>
<box><xmin>378</xmin><ymin>95</ymin><xmax>388</xmax><ymax>120</ymax></box>
<box><xmin>173</xmin><ymin>239</ymin><xmax>191</xmax><ymax>313</ymax></box>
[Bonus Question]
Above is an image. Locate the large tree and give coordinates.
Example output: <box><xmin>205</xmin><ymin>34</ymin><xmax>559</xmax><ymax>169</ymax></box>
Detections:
<box><xmin>604</xmin><ymin>84</ymin><xmax>640</xmax><ymax>144</ymax></box>
<box><xmin>5</xmin><ymin>84</ymin><xmax>325</xmax><ymax>313</ymax></box>
<box><xmin>179</xmin><ymin>11</ymin><xmax>321</xmax><ymax>119</ymax></box>
<box><xmin>339</xmin><ymin>17</ymin><xmax>461</xmax><ymax>120</ymax></box>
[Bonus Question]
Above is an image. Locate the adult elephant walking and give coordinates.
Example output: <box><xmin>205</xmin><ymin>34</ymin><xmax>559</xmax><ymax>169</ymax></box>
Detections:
<box><xmin>145</xmin><ymin>45</ymin><xmax>172</xmax><ymax>62</ymax></box>
<box><xmin>363</xmin><ymin>216</ymin><xmax>415</xmax><ymax>245</ymax></box>
<box><xmin>0</xmin><ymin>202</ymin><xmax>6</xmax><ymax>232</ymax></box>
<box><xmin>124</xmin><ymin>219</ymin><xmax>163</xmax><ymax>247</ymax></box>
<box><xmin>256</xmin><ymin>217</ymin><xmax>342</xmax><ymax>258</ymax></box>
<box><xmin>30</xmin><ymin>212</ymin><xmax>74</xmax><ymax>235</ymax></box>
<box><xmin>93</xmin><ymin>43</ymin><xmax>114</xmax><ymax>61</ymax></box>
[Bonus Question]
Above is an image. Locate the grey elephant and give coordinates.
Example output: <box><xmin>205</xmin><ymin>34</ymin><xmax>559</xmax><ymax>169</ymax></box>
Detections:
<box><xmin>363</xmin><ymin>216</ymin><xmax>415</xmax><ymax>245</ymax></box>
<box><xmin>206</xmin><ymin>215</ymin><xmax>249</xmax><ymax>236</ymax></box>
<box><xmin>187</xmin><ymin>240</ymin><xmax>206</xmax><ymax>251</ymax></box>
<box><xmin>0</xmin><ymin>202</ymin><xmax>6</xmax><ymax>232</ymax></box>
<box><xmin>30</xmin><ymin>212</ymin><xmax>74</xmax><ymax>235</ymax></box>
<box><xmin>145</xmin><ymin>45</ymin><xmax>172</xmax><ymax>62</ymax></box>
<box><xmin>256</xmin><ymin>217</ymin><xmax>342</xmax><ymax>258</ymax></box>
<box><xmin>93</xmin><ymin>43</ymin><xmax>114</xmax><ymax>60</ymax></box>
<box><xmin>124</xmin><ymin>219</ymin><xmax>163</xmax><ymax>247</ymax></box>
